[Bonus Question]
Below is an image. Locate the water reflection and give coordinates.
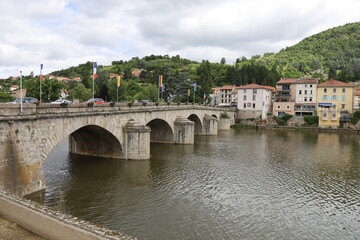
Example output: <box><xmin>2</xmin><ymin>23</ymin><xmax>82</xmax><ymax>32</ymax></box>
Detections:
<box><xmin>32</xmin><ymin>129</ymin><xmax>360</xmax><ymax>240</ymax></box>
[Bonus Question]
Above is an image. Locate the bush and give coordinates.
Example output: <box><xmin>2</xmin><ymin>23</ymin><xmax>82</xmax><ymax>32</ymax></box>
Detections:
<box><xmin>87</xmin><ymin>102</ymin><xmax>94</xmax><ymax>107</ymax></box>
<box><xmin>220</xmin><ymin>111</ymin><xmax>230</xmax><ymax>118</ymax></box>
<box><xmin>273</xmin><ymin>114</ymin><xmax>293</xmax><ymax>126</ymax></box>
<box><xmin>350</xmin><ymin>111</ymin><xmax>360</xmax><ymax>124</ymax></box>
<box><xmin>303</xmin><ymin>116</ymin><xmax>319</xmax><ymax>126</ymax></box>
<box><xmin>110</xmin><ymin>102</ymin><xmax>115</xmax><ymax>107</ymax></box>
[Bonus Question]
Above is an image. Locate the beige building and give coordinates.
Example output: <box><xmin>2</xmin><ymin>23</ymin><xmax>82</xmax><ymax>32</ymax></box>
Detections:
<box><xmin>273</xmin><ymin>79</ymin><xmax>296</xmax><ymax>117</ymax></box>
<box><xmin>317</xmin><ymin>79</ymin><xmax>354</xmax><ymax>128</ymax></box>
<box><xmin>353</xmin><ymin>87</ymin><xmax>360</xmax><ymax>111</ymax></box>
<box><xmin>213</xmin><ymin>85</ymin><xmax>238</xmax><ymax>107</ymax></box>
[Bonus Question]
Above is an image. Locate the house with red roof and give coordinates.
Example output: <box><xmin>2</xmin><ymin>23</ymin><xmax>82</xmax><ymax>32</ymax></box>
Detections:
<box><xmin>317</xmin><ymin>79</ymin><xmax>354</xmax><ymax>128</ymax></box>
<box><xmin>213</xmin><ymin>85</ymin><xmax>239</xmax><ymax>107</ymax></box>
<box><xmin>237</xmin><ymin>83</ymin><xmax>275</xmax><ymax>119</ymax></box>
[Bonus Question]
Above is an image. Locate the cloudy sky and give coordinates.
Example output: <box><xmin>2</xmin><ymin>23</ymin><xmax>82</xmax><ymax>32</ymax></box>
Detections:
<box><xmin>0</xmin><ymin>0</ymin><xmax>359</xmax><ymax>78</ymax></box>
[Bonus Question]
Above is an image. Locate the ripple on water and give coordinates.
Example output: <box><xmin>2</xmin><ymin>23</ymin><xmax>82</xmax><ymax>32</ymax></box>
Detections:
<box><xmin>36</xmin><ymin>129</ymin><xmax>360</xmax><ymax>240</ymax></box>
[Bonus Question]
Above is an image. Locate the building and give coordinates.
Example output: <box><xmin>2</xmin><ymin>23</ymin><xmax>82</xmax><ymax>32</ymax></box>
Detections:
<box><xmin>317</xmin><ymin>79</ymin><xmax>354</xmax><ymax>128</ymax></box>
<box><xmin>213</xmin><ymin>85</ymin><xmax>238</xmax><ymax>107</ymax></box>
<box><xmin>273</xmin><ymin>78</ymin><xmax>319</xmax><ymax>117</ymax></box>
<box><xmin>294</xmin><ymin>78</ymin><xmax>319</xmax><ymax>116</ymax></box>
<box><xmin>353</xmin><ymin>87</ymin><xmax>360</xmax><ymax>111</ymax></box>
<box><xmin>273</xmin><ymin>79</ymin><xmax>296</xmax><ymax>116</ymax></box>
<box><xmin>11</xmin><ymin>89</ymin><xmax>26</xmax><ymax>98</ymax></box>
<box><xmin>237</xmin><ymin>84</ymin><xmax>274</xmax><ymax>119</ymax></box>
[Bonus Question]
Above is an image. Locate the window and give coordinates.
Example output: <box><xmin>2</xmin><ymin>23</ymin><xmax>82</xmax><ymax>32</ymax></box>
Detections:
<box><xmin>243</xmin><ymin>95</ymin><xmax>247</xmax><ymax>101</ymax></box>
<box><xmin>304</xmin><ymin>97</ymin><xmax>308</xmax><ymax>102</ymax></box>
<box><xmin>342</xmin><ymin>104</ymin><xmax>346</xmax><ymax>109</ymax></box>
<box><xmin>324</xmin><ymin>88</ymin><xmax>327</xmax><ymax>93</ymax></box>
<box><xmin>342</xmin><ymin>88</ymin><xmax>345</xmax><ymax>93</ymax></box>
<box><xmin>243</xmin><ymin>103</ymin><xmax>246</xmax><ymax>108</ymax></box>
<box><xmin>310</xmin><ymin>85</ymin><xmax>313</xmax><ymax>88</ymax></box>
<box><xmin>305</xmin><ymin>84</ymin><xmax>308</xmax><ymax>87</ymax></box>
<box><xmin>253</xmin><ymin>89</ymin><xmax>257</xmax><ymax>94</ymax></box>
<box><xmin>310</xmin><ymin>90</ymin><xmax>313</xmax><ymax>94</ymax></box>
<box><xmin>286</xmin><ymin>105</ymin><xmax>290</xmax><ymax>109</ymax></box>
<box><xmin>253</xmin><ymin>95</ymin><xmax>256</xmax><ymax>101</ymax></box>
<box><xmin>304</xmin><ymin>90</ymin><xmax>307</xmax><ymax>94</ymax></box>
<box><xmin>309</xmin><ymin>97</ymin><xmax>313</xmax><ymax>102</ymax></box>
<box><xmin>299</xmin><ymin>90</ymin><xmax>302</xmax><ymax>94</ymax></box>
<box><xmin>322</xmin><ymin>111</ymin><xmax>327</xmax><ymax>118</ymax></box>
<box><xmin>253</xmin><ymin>103</ymin><xmax>256</xmax><ymax>108</ymax></box>
<box><xmin>331</xmin><ymin>95</ymin><xmax>338</xmax><ymax>101</ymax></box>
<box><xmin>342</xmin><ymin>95</ymin><xmax>346</xmax><ymax>101</ymax></box>
<box><xmin>333</xmin><ymin>89</ymin><xmax>336</xmax><ymax>93</ymax></box>
<box><xmin>277</xmin><ymin>105</ymin><xmax>281</xmax><ymax>109</ymax></box>
<box><xmin>322</xmin><ymin>95</ymin><xmax>328</xmax><ymax>101</ymax></box>
<box><xmin>244</xmin><ymin>89</ymin><xmax>247</xmax><ymax>93</ymax></box>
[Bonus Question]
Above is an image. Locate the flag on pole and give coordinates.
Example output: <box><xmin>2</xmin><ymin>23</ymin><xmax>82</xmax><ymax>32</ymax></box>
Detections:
<box><xmin>93</xmin><ymin>62</ymin><xmax>98</xmax><ymax>79</ymax></box>
<box><xmin>187</xmin><ymin>88</ymin><xmax>190</xmax><ymax>96</ymax></box>
<box><xmin>159</xmin><ymin>75</ymin><xmax>163</xmax><ymax>87</ymax></box>
<box><xmin>162</xmin><ymin>83</ymin><xmax>165</xmax><ymax>93</ymax></box>
<box><xmin>194</xmin><ymin>82</ymin><xmax>197</xmax><ymax>92</ymax></box>
<box><xmin>117</xmin><ymin>76</ymin><xmax>121</xmax><ymax>87</ymax></box>
<box><xmin>40</xmin><ymin>64</ymin><xmax>44</xmax><ymax>80</ymax></box>
<box><xmin>204</xmin><ymin>93</ymin><xmax>206</xmax><ymax>100</ymax></box>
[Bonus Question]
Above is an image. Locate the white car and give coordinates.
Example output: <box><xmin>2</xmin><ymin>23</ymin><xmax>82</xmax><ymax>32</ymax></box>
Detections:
<box><xmin>50</xmin><ymin>99</ymin><xmax>73</xmax><ymax>104</ymax></box>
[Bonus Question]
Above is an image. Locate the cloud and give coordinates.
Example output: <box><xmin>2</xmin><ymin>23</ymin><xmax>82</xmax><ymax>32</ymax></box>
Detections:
<box><xmin>0</xmin><ymin>0</ymin><xmax>360</xmax><ymax>78</ymax></box>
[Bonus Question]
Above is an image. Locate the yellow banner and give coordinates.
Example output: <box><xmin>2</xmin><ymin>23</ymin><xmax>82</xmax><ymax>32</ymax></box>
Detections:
<box><xmin>159</xmin><ymin>75</ymin><xmax>163</xmax><ymax>87</ymax></box>
<box><xmin>117</xmin><ymin>76</ymin><xmax>121</xmax><ymax>87</ymax></box>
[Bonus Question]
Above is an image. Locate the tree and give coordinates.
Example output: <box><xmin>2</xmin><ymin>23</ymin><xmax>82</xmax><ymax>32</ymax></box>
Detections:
<box><xmin>196</xmin><ymin>60</ymin><xmax>213</xmax><ymax>96</ymax></box>
<box><xmin>220</xmin><ymin>57</ymin><xmax>226</xmax><ymax>64</ymax></box>
<box><xmin>108</xmin><ymin>78</ymin><xmax>127</xmax><ymax>102</ymax></box>
<box><xmin>0</xmin><ymin>92</ymin><xmax>15</xmax><ymax>102</ymax></box>
<box><xmin>26</xmin><ymin>77</ymin><xmax>63</xmax><ymax>102</ymax></box>
<box><xmin>68</xmin><ymin>83</ymin><xmax>91</xmax><ymax>101</ymax></box>
<box><xmin>328</xmin><ymin>67</ymin><xmax>337</xmax><ymax>79</ymax></box>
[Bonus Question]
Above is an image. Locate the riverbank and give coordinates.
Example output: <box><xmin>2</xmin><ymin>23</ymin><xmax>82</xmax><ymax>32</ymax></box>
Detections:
<box><xmin>231</xmin><ymin>123</ymin><xmax>360</xmax><ymax>133</ymax></box>
<box><xmin>0</xmin><ymin>215</ymin><xmax>45</xmax><ymax>240</ymax></box>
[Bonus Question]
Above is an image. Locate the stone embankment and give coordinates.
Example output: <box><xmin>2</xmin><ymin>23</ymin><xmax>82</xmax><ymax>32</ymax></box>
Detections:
<box><xmin>0</xmin><ymin>191</ymin><xmax>136</xmax><ymax>240</ymax></box>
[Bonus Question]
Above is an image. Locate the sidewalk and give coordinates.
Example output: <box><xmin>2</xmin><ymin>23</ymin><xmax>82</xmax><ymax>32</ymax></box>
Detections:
<box><xmin>0</xmin><ymin>216</ymin><xmax>45</xmax><ymax>240</ymax></box>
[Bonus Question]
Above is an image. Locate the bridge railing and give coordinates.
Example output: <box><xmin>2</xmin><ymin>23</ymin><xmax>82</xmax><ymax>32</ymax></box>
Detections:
<box><xmin>0</xmin><ymin>102</ymin><xmax>233</xmax><ymax>118</ymax></box>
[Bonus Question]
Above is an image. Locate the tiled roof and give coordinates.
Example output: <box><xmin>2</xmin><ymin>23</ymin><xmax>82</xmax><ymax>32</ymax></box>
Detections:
<box><xmin>238</xmin><ymin>84</ymin><xmax>275</xmax><ymax>91</ymax></box>
<box><xmin>277</xmin><ymin>78</ymin><xmax>319</xmax><ymax>84</ymax></box>
<box><xmin>318</xmin><ymin>79</ymin><xmax>354</xmax><ymax>87</ymax></box>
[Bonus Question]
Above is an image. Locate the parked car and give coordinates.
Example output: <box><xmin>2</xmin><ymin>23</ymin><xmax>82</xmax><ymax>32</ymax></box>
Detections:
<box><xmin>139</xmin><ymin>100</ymin><xmax>152</xmax><ymax>104</ymax></box>
<box><xmin>50</xmin><ymin>99</ymin><xmax>73</xmax><ymax>104</ymax></box>
<box><xmin>84</xmin><ymin>98</ymin><xmax>105</xmax><ymax>104</ymax></box>
<box><xmin>7</xmin><ymin>97</ymin><xmax>38</xmax><ymax>104</ymax></box>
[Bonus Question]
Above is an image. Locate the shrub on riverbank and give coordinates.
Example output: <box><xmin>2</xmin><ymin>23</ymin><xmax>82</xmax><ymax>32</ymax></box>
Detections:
<box><xmin>303</xmin><ymin>116</ymin><xmax>319</xmax><ymax>126</ymax></box>
<box><xmin>350</xmin><ymin>111</ymin><xmax>360</xmax><ymax>124</ymax></box>
<box><xmin>273</xmin><ymin>114</ymin><xmax>293</xmax><ymax>126</ymax></box>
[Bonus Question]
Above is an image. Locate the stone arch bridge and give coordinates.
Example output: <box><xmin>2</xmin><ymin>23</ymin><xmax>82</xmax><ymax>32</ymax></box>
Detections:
<box><xmin>0</xmin><ymin>103</ymin><xmax>235</xmax><ymax>196</ymax></box>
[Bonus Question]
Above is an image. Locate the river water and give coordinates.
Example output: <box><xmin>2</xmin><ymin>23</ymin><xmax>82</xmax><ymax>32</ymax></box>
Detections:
<box><xmin>38</xmin><ymin>129</ymin><xmax>360</xmax><ymax>240</ymax></box>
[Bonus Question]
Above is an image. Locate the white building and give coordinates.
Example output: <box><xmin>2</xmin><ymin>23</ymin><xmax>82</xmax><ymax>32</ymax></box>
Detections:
<box><xmin>294</xmin><ymin>78</ymin><xmax>319</xmax><ymax>116</ymax></box>
<box><xmin>237</xmin><ymin>84</ymin><xmax>275</xmax><ymax>119</ymax></box>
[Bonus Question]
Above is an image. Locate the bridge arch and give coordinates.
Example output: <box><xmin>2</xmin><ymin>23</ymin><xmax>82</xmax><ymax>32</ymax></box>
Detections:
<box><xmin>69</xmin><ymin>125</ymin><xmax>123</xmax><ymax>158</ymax></box>
<box><xmin>187</xmin><ymin>114</ymin><xmax>203</xmax><ymax>135</ymax></box>
<box><xmin>146</xmin><ymin>118</ymin><xmax>174</xmax><ymax>143</ymax></box>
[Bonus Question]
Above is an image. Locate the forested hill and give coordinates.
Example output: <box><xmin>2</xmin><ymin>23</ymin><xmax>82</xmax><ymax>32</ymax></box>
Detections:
<box><xmin>255</xmin><ymin>22</ymin><xmax>360</xmax><ymax>81</ymax></box>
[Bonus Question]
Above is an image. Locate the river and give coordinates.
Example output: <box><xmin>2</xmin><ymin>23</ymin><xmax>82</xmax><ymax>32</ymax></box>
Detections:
<box><xmin>34</xmin><ymin>129</ymin><xmax>360</xmax><ymax>240</ymax></box>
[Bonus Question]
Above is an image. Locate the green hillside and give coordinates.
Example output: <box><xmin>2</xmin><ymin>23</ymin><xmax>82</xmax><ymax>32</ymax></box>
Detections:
<box><xmin>254</xmin><ymin>22</ymin><xmax>360</xmax><ymax>80</ymax></box>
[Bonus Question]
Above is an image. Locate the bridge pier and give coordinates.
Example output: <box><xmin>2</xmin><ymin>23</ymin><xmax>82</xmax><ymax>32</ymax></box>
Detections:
<box><xmin>219</xmin><ymin>117</ymin><xmax>231</xmax><ymax>131</ymax></box>
<box><xmin>201</xmin><ymin>115</ymin><xmax>219</xmax><ymax>135</ymax></box>
<box><xmin>174</xmin><ymin>117</ymin><xmax>195</xmax><ymax>144</ymax></box>
<box><xmin>123</xmin><ymin>119</ymin><xmax>151</xmax><ymax>160</ymax></box>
